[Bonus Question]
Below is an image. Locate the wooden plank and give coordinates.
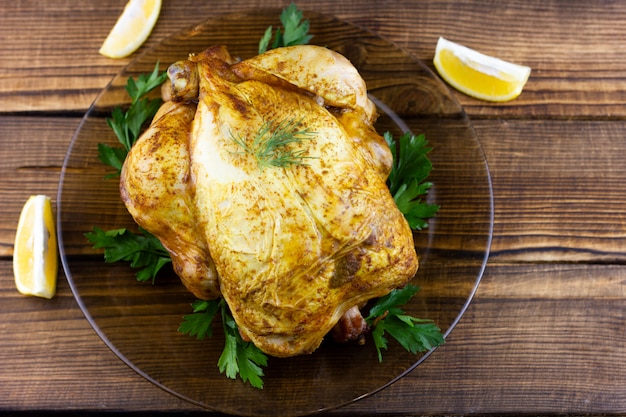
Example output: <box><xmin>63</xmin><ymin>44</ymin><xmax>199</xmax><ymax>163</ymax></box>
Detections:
<box><xmin>0</xmin><ymin>262</ymin><xmax>193</xmax><ymax>411</ymax></box>
<box><xmin>474</xmin><ymin>119</ymin><xmax>626</xmax><ymax>263</ymax></box>
<box><xmin>1</xmin><ymin>261</ymin><xmax>624</xmax><ymax>414</ymax></box>
<box><xmin>1</xmin><ymin>0</ymin><xmax>626</xmax><ymax>117</ymax></box>
<box><xmin>0</xmin><ymin>117</ymin><xmax>75</xmax><ymax>255</ymax></box>
<box><xmin>1</xmin><ymin>0</ymin><xmax>624</xmax><ymax>415</ymax></box>
<box><xmin>380</xmin><ymin>1</ymin><xmax>626</xmax><ymax>118</ymax></box>
<box><xmin>2</xmin><ymin>117</ymin><xmax>626</xmax><ymax>263</ymax></box>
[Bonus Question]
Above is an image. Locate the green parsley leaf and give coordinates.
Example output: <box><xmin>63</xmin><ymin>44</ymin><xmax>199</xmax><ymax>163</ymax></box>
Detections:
<box><xmin>258</xmin><ymin>2</ymin><xmax>313</xmax><ymax>54</ymax></box>
<box><xmin>84</xmin><ymin>227</ymin><xmax>171</xmax><ymax>283</ymax></box>
<box><xmin>384</xmin><ymin>131</ymin><xmax>440</xmax><ymax>230</ymax></box>
<box><xmin>370</xmin><ymin>321</ymin><xmax>388</xmax><ymax>362</ymax></box>
<box><xmin>280</xmin><ymin>3</ymin><xmax>312</xmax><ymax>46</ymax></box>
<box><xmin>365</xmin><ymin>284</ymin><xmax>444</xmax><ymax>362</ymax></box>
<box><xmin>258</xmin><ymin>27</ymin><xmax>274</xmax><ymax>55</ymax></box>
<box><xmin>217</xmin><ymin>300</ymin><xmax>268</xmax><ymax>389</ymax></box>
<box><xmin>96</xmin><ymin>143</ymin><xmax>128</xmax><ymax>179</ymax></box>
<box><xmin>127</xmin><ymin>63</ymin><xmax>168</xmax><ymax>105</ymax></box>
<box><xmin>100</xmin><ymin>62</ymin><xmax>167</xmax><ymax>176</ymax></box>
<box><xmin>106</xmin><ymin>106</ymin><xmax>131</xmax><ymax>152</ymax></box>
<box><xmin>178</xmin><ymin>298</ymin><xmax>268</xmax><ymax>389</ymax></box>
<box><xmin>219</xmin><ymin>319</ymin><xmax>240</xmax><ymax>379</ymax></box>
<box><xmin>366</xmin><ymin>284</ymin><xmax>420</xmax><ymax>320</ymax></box>
<box><xmin>178</xmin><ymin>299</ymin><xmax>221</xmax><ymax>340</ymax></box>
<box><xmin>383</xmin><ymin>315</ymin><xmax>444</xmax><ymax>355</ymax></box>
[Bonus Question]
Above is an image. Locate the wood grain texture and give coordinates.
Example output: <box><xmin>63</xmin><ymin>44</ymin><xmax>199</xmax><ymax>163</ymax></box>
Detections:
<box><xmin>2</xmin><ymin>118</ymin><xmax>625</xmax><ymax>263</ymax></box>
<box><xmin>475</xmin><ymin>119</ymin><xmax>626</xmax><ymax>263</ymax></box>
<box><xmin>47</xmin><ymin>16</ymin><xmax>490</xmax><ymax>415</ymax></box>
<box><xmin>2</xmin><ymin>262</ymin><xmax>624</xmax><ymax>414</ymax></box>
<box><xmin>2</xmin><ymin>0</ymin><xmax>626</xmax><ymax>117</ymax></box>
<box><xmin>2</xmin><ymin>0</ymin><xmax>626</xmax><ymax>415</ymax></box>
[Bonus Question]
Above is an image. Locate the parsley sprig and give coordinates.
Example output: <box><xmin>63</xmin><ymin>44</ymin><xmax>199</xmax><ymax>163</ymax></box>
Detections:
<box><xmin>258</xmin><ymin>2</ymin><xmax>313</xmax><ymax>54</ymax></box>
<box><xmin>84</xmin><ymin>227</ymin><xmax>171</xmax><ymax>283</ymax></box>
<box><xmin>230</xmin><ymin>117</ymin><xmax>316</xmax><ymax>170</ymax></box>
<box><xmin>98</xmin><ymin>62</ymin><xmax>167</xmax><ymax>177</ymax></box>
<box><xmin>365</xmin><ymin>284</ymin><xmax>444</xmax><ymax>362</ymax></box>
<box><xmin>178</xmin><ymin>299</ymin><xmax>268</xmax><ymax>389</ymax></box>
<box><xmin>385</xmin><ymin>132</ymin><xmax>440</xmax><ymax>230</ymax></box>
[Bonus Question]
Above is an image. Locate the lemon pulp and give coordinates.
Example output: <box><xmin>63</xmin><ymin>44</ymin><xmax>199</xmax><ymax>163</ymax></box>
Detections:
<box><xmin>433</xmin><ymin>37</ymin><xmax>531</xmax><ymax>102</ymax></box>
<box><xmin>99</xmin><ymin>0</ymin><xmax>162</xmax><ymax>59</ymax></box>
<box><xmin>13</xmin><ymin>195</ymin><xmax>58</xmax><ymax>299</ymax></box>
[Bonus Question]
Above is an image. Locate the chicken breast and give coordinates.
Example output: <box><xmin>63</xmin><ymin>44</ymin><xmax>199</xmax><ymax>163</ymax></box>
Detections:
<box><xmin>120</xmin><ymin>45</ymin><xmax>418</xmax><ymax>357</ymax></box>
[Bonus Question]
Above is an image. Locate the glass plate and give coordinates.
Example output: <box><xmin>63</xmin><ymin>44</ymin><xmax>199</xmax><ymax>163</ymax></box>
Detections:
<box><xmin>57</xmin><ymin>9</ymin><xmax>493</xmax><ymax>416</ymax></box>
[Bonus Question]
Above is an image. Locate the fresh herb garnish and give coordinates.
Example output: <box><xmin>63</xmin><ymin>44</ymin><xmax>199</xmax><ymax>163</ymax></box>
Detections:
<box><xmin>385</xmin><ymin>132</ymin><xmax>440</xmax><ymax>230</ymax></box>
<box><xmin>98</xmin><ymin>62</ymin><xmax>167</xmax><ymax>177</ymax></box>
<box><xmin>229</xmin><ymin>116</ymin><xmax>316</xmax><ymax>170</ymax></box>
<box><xmin>85</xmin><ymin>227</ymin><xmax>171</xmax><ymax>283</ymax></box>
<box><xmin>258</xmin><ymin>2</ymin><xmax>313</xmax><ymax>54</ymax></box>
<box><xmin>178</xmin><ymin>299</ymin><xmax>220</xmax><ymax>340</ymax></box>
<box><xmin>179</xmin><ymin>299</ymin><xmax>269</xmax><ymax>389</ymax></box>
<box><xmin>365</xmin><ymin>284</ymin><xmax>444</xmax><ymax>362</ymax></box>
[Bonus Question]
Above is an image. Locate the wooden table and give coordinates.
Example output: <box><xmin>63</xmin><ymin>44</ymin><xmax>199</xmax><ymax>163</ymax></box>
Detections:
<box><xmin>2</xmin><ymin>0</ymin><xmax>625</xmax><ymax>415</ymax></box>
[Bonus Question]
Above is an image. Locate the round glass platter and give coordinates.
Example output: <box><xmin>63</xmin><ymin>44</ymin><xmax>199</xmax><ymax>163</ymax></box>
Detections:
<box><xmin>57</xmin><ymin>9</ymin><xmax>493</xmax><ymax>417</ymax></box>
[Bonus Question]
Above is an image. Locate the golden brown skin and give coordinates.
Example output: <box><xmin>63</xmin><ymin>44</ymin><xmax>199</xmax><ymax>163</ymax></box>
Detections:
<box><xmin>121</xmin><ymin>45</ymin><xmax>418</xmax><ymax>357</ymax></box>
<box><xmin>120</xmin><ymin>100</ymin><xmax>220</xmax><ymax>300</ymax></box>
<box><xmin>232</xmin><ymin>45</ymin><xmax>377</xmax><ymax>122</ymax></box>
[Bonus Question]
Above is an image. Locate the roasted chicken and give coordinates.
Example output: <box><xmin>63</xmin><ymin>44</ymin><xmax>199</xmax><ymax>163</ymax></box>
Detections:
<box><xmin>120</xmin><ymin>45</ymin><xmax>418</xmax><ymax>357</ymax></box>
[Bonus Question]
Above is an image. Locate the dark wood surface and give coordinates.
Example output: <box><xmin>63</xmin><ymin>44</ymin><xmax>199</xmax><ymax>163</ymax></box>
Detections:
<box><xmin>1</xmin><ymin>0</ymin><xmax>625</xmax><ymax>415</ymax></box>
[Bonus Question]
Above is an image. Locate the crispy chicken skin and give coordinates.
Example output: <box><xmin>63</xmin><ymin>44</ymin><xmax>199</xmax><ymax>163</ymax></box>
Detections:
<box><xmin>120</xmin><ymin>45</ymin><xmax>418</xmax><ymax>357</ymax></box>
<box><xmin>120</xmin><ymin>100</ymin><xmax>220</xmax><ymax>300</ymax></box>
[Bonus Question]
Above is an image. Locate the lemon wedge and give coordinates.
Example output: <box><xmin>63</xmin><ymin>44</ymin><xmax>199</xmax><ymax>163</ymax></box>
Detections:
<box><xmin>99</xmin><ymin>0</ymin><xmax>162</xmax><ymax>59</ymax></box>
<box><xmin>433</xmin><ymin>37</ymin><xmax>531</xmax><ymax>102</ymax></box>
<box><xmin>13</xmin><ymin>195</ymin><xmax>58</xmax><ymax>299</ymax></box>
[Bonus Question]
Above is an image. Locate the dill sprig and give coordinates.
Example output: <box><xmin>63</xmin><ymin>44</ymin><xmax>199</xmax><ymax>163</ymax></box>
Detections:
<box><xmin>230</xmin><ymin>117</ymin><xmax>316</xmax><ymax>170</ymax></box>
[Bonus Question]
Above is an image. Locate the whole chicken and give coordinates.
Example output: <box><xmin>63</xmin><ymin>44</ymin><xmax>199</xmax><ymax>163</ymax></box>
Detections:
<box><xmin>120</xmin><ymin>45</ymin><xmax>418</xmax><ymax>358</ymax></box>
